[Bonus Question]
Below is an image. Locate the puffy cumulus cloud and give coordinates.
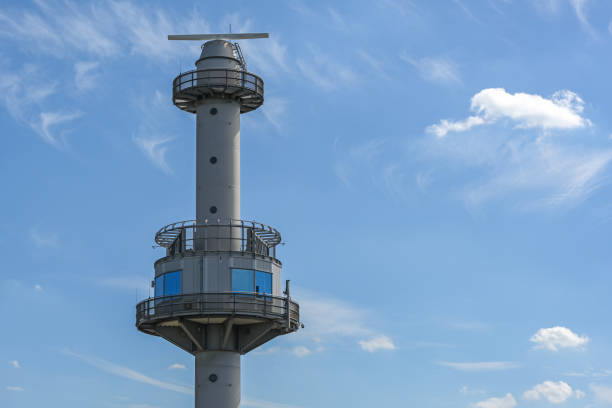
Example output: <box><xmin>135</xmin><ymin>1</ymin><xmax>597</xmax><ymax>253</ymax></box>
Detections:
<box><xmin>427</xmin><ymin>88</ymin><xmax>589</xmax><ymax>138</ymax></box>
<box><xmin>523</xmin><ymin>381</ymin><xmax>576</xmax><ymax>403</ymax></box>
<box><xmin>358</xmin><ymin>335</ymin><xmax>396</xmax><ymax>352</ymax></box>
<box><xmin>473</xmin><ymin>393</ymin><xmax>517</xmax><ymax>408</ymax></box>
<box><xmin>530</xmin><ymin>326</ymin><xmax>589</xmax><ymax>351</ymax></box>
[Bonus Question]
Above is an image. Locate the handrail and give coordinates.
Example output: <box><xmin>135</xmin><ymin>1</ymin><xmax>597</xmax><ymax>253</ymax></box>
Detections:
<box><xmin>136</xmin><ymin>292</ymin><xmax>300</xmax><ymax>327</ymax></box>
<box><xmin>155</xmin><ymin>219</ymin><xmax>281</xmax><ymax>259</ymax></box>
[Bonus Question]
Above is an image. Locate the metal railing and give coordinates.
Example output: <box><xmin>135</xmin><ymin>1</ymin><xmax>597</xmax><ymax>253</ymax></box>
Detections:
<box><xmin>172</xmin><ymin>68</ymin><xmax>264</xmax><ymax>113</ymax></box>
<box><xmin>155</xmin><ymin>219</ymin><xmax>282</xmax><ymax>259</ymax></box>
<box><xmin>136</xmin><ymin>292</ymin><xmax>299</xmax><ymax>327</ymax></box>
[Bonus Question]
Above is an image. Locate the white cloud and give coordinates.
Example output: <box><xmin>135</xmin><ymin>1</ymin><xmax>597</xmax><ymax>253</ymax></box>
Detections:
<box><xmin>570</xmin><ymin>0</ymin><xmax>596</xmax><ymax>38</ymax></box>
<box><xmin>0</xmin><ymin>1</ymin><xmax>207</xmax><ymax>61</ymax></box>
<box><xmin>292</xmin><ymin>346</ymin><xmax>311</xmax><ymax>357</ymax></box>
<box><xmin>168</xmin><ymin>363</ymin><xmax>187</xmax><ymax>370</ymax></box>
<box><xmin>401</xmin><ymin>54</ymin><xmax>461</xmax><ymax>84</ymax></box>
<box><xmin>358</xmin><ymin>335</ymin><xmax>396</xmax><ymax>352</ymax></box>
<box><xmin>296</xmin><ymin>46</ymin><xmax>358</xmax><ymax>91</ymax></box>
<box><xmin>242</xmin><ymin>398</ymin><xmax>302</xmax><ymax>408</ymax></box>
<box><xmin>590</xmin><ymin>384</ymin><xmax>612</xmax><ymax>403</ymax></box>
<box><xmin>357</xmin><ymin>49</ymin><xmax>390</xmax><ymax>80</ymax></box>
<box><xmin>530</xmin><ymin>326</ymin><xmax>589</xmax><ymax>351</ymax></box>
<box><xmin>74</xmin><ymin>61</ymin><xmax>100</xmax><ymax>91</ymax></box>
<box><xmin>32</xmin><ymin>111</ymin><xmax>81</xmax><ymax>148</ymax></box>
<box><xmin>96</xmin><ymin>276</ymin><xmax>151</xmax><ymax>293</ymax></box>
<box><xmin>427</xmin><ymin>88</ymin><xmax>589</xmax><ymax>138</ymax></box>
<box><xmin>424</xmin><ymin>88</ymin><xmax>610</xmax><ymax>207</ymax></box>
<box><xmin>34</xmin><ymin>284</ymin><xmax>43</xmax><ymax>292</ymax></box>
<box><xmin>427</xmin><ymin>116</ymin><xmax>485</xmax><ymax>138</ymax></box>
<box><xmin>6</xmin><ymin>386</ymin><xmax>24</xmax><ymax>392</ymax></box>
<box><xmin>63</xmin><ymin>349</ymin><xmax>193</xmax><ymax>395</ymax></box>
<box><xmin>523</xmin><ymin>381</ymin><xmax>575</xmax><ymax>403</ymax></box>
<box><xmin>438</xmin><ymin>361</ymin><xmax>518</xmax><ymax>371</ymax></box>
<box><xmin>297</xmin><ymin>289</ymin><xmax>393</xmax><ymax>352</ymax></box>
<box><xmin>377</xmin><ymin>0</ymin><xmax>420</xmax><ymax>18</ymax></box>
<box><xmin>251</xmin><ymin>346</ymin><xmax>281</xmax><ymax>356</ymax></box>
<box><xmin>29</xmin><ymin>227</ymin><xmax>59</xmax><ymax>248</ymax></box>
<box><xmin>473</xmin><ymin>394</ymin><xmax>517</xmax><ymax>408</ymax></box>
<box><xmin>133</xmin><ymin>134</ymin><xmax>174</xmax><ymax>175</ymax></box>
<box><xmin>261</xmin><ymin>96</ymin><xmax>288</xmax><ymax>130</ymax></box>
<box><xmin>461</xmin><ymin>385</ymin><xmax>486</xmax><ymax>396</ymax></box>
<box><xmin>9</xmin><ymin>360</ymin><xmax>21</xmax><ymax>368</ymax></box>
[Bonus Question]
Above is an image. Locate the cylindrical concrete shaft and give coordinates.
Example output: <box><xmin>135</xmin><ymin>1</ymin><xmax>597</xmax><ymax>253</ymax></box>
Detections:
<box><xmin>195</xmin><ymin>351</ymin><xmax>241</xmax><ymax>408</ymax></box>
<box><xmin>195</xmin><ymin>99</ymin><xmax>241</xmax><ymax>223</ymax></box>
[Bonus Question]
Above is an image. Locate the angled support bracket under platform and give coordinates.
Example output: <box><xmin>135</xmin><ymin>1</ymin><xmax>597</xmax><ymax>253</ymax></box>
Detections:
<box><xmin>222</xmin><ymin>317</ymin><xmax>235</xmax><ymax>350</ymax></box>
<box><xmin>179</xmin><ymin>318</ymin><xmax>204</xmax><ymax>352</ymax></box>
<box><xmin>239</xmin><ymin>322</ymin><xmax>277</xmax><ymax>354</ymax></box>
<box><xmin>155</xmin><ymin>325</ymin><xmax>194</xmax><ymax>354</ymax></box>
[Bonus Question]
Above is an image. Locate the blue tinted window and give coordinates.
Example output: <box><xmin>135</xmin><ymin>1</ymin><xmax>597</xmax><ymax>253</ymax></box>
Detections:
<box><xmin>232</xmin><ymin>269</ymin><xmax>254</xmax><ymax>292</ymax></box>
<box><xmin>255</xmin><ymin>271</ymin><xmax>272</xmax><ymax>295</ymax></box>
<box><xmin>164</xmin><ymin>271</ymin><xmax>181</xmax><ymax>296</ymax></box>
<box><xmin>155</xmin><ymin>275</ymin><xmax>163</xmax><ymax>298</ymax></box>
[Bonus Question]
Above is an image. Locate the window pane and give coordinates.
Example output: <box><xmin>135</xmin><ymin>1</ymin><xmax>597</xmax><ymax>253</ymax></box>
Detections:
<box><xmin>155</xmin><ymin>275</ymin><xmax>164</xmax><ymax>298</ymax></box>
<box><xmin>164</xmin><ymin>271</ymin><xmax>182</xmax><ymax>296</ymax></box>
<box><xmin>232</xmin><ymin>269</ymin><xmax>254</xmax><ymax>292</ymax></box>
<box><xmin>255</xmin><ymin>271</ymin><xmax>272</xmax><ymax>295</ymax></box>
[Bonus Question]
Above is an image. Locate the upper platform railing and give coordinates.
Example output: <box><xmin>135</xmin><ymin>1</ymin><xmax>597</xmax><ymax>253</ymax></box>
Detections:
<box><xmin>172</xmin><ymin>68</ymin><xmax>264</xmax><ymax>113</ymax></box>
<box><xmin>155</xmin><ymin>219</ymin><xmax>281</xmax><ymax>259</ymax></box>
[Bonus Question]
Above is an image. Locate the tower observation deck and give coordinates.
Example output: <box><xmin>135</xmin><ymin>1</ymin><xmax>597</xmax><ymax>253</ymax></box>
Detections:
<box><xmin>135</xmin><ymin>33</ymin><xmax>300</xmax><ymax>408</ymax></box>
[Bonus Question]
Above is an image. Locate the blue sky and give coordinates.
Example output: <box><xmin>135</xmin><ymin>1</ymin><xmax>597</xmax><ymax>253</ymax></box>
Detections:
<box><xmin>2</xmin><ymin>0</ymin><xmax>612</xmax><ymax>407</ymax></box>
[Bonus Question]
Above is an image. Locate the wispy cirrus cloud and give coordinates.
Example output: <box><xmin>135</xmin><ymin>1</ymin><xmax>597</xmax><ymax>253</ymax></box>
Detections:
<box><xmin>168</xmin><ymin>363</ymin><xmax>187</xmax><ymax>371</ymax></box>
<box><xmin>74</xmin><ymin>61</ymin><xmax>100</xmax><ymax>92</ymax></box>
<box><xmin>570</xmin><ymin>0</ymin><xmax>596</xmax><ymax>38</ymax></box>
<box><xmin>296</xmin><ymin>289</ymin><xmax>395</xmax><ymax>353</ymax></box>
<box><xmin>31</xmin><ymin>111</ymin><xmax>81</xmax><ymax>148</ymax></box>
<box><xmin>132</xmin><ymin>90</ymin><xmax>177</xmax><ymax>174</ymax></box>
<box><xmin>63</xmin><ymin>349</ymin><xmax>193</xmax><ymax>395</ymax></box>
<box><xmin>242</xmin><ymin>398</ymin><xmax>302</xmax><ymax>408</ymax></box>
<box><xmin>133</xmin><ymin>134</ymin><xmax>174</xmax><ymax>174</ymax></box>
<box><xmin>6</xmin><ymin>386</ymin><xmax>24</xmax><ymax>392</ymax></box>
<box><xmin>437</xmin><ymin>361</ymin><xmax>519</xmax><ymax>372</ymax></box>
<box><xmin>296</xmin><ymin>45</ymin><xmax>358</xmax><ymax>91</ymax></box>
<box><xmin>400</xmin><ymin>53</ymin><xmax>461</xmax><ymax>85</ymax></box>
<box><xmin>29</xmin><ymin>226</ymin><xmax>59</xmax><ymax>248</ymax></box>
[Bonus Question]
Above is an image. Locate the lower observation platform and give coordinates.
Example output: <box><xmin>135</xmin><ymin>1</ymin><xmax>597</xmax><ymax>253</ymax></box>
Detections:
<box><xmin>136</xmin><ymin>292</ymin><xmax>300</xmax><ymax>354</ymax></box>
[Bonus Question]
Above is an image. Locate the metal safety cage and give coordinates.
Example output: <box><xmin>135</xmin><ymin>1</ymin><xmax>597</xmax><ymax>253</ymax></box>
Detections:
<box><xmin>173</xmin><ymin>68</ymin><xmax>264</xmax><ymax>113</ymax></box>
<box><xmin>155</xmin><ymin>219</ymin><xmax>282</xmax><ymax>260</ymax></box>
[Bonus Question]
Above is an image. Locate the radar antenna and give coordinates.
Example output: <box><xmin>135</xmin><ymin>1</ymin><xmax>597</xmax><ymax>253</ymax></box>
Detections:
<box><xmin>167</xmin><ymin>33</ymin><xmax>269</xmax><ymax>41</ymax></box>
